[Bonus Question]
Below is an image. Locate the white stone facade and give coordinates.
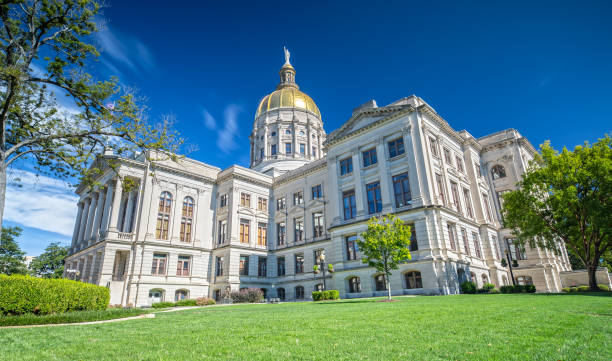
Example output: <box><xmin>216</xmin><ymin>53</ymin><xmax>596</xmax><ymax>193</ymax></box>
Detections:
<box><xmin>64</xmin><ymin>57</ymin><xmax>572</xmax><ymax>306</ymax></box>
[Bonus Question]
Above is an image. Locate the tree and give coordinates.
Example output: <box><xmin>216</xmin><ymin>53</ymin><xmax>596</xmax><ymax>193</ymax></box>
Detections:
<box><xmin>29</xmin><ymin>241</ymin><xmax>67</xmax><ymax>278</ymax></box>
<box><xmin>357</xmin><ymin>214</ymin><xmax>412</xmax><ymax>300</ymax></box>
<box><xmin>502</xmin><ymin>136</ymin><xmax>611</xmax><ymax>291</ymax></box>
<box><xmin>0</xmin><ymin>226</ymin><xmax>26</xmax><ymax>274</ymax></box>
<box><xmin>0</xmin><ymin>0</ymin><xmax>182</xmax><ymax>230</ymax></box>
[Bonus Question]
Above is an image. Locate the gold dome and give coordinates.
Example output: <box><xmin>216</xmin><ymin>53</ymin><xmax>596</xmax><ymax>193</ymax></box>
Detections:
<box><xmin>255</xmin><ymin>87</ymin><xmax>321</xmax><ymax>119</ymax></box>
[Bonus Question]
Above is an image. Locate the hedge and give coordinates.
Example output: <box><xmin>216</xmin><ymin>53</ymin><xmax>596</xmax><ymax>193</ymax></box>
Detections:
<box><xmin>312</xmin><ymin>290</ymin><xmax>340</xmax><ymax>301</ymax></box>
<box><xmin>500</xmin><ymin>284</ymin><xmax>536</xmax><ymax>294</ymax></box>
<box><xmin>175</xmin><ymin>299</ymin><xmax>197</xmax><ymax>306</ymax></box>
<box><xmin>0</xmin><ymin>274</ymin><xmax>110</xmax><ymax>316</ymax></box>
<box><xmin>230</xmin><ymin>288</ymin><xmax>263</xmax><ymax>303</ymax></box>
<box><xmin>460</xmin><ymin>281</ymin><xmax>477</xmax><ymax>294</ymax></box>
<box><xmin>151</xmin><ymin>302</ymin><xmax>175</xmax><ymax>309</ymax></box>
<box><xmin>561</xmin><ymin>284</ymin><xmax>611</xmax><ymax>292</ymax></box>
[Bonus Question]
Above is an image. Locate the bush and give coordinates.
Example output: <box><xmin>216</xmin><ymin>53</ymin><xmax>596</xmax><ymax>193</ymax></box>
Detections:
<box><xmin>195</xmin><ymin>297</ymin><xmax>215</xmax><ymax>306</ymax></box>
<box><xmin>500</xmin><ymin>285</ymin><xmax>513</xmax><ymax>294</ymax></box>
<box><xmin>230</xmin><ymin>288</ymin><xmax>263</xmax><ymax>303</ymax></box>
<box><xmin>175</xmin><ymin>299</ymin><xmax>197</xmax><ymax>307</ymax></box>
<box><xmin>0</xmin><ymin>274</ymin><xmax>110</xmax><ymax>316</ymax></box>
<box><xmin>561</xmin><ymin>287</ymin><xmax>570</xmax><ymax>293</ymax></box>
<box><xmin>328</xmin><ymin>290</ymin><xmax>340</xmax><ymax>300</ymax></box>
<box><xmin>577</xmin><ymin>285</ymin><xmax>589</xmax><ymax>292</ymax></box>
<box><xmin>524</xmin><ymin>285</ymin><xmax>536</xmax><ymax>293</ymax></box>
<box><xmin>570</xmin><ymin>287</ymin><xmax>578</xmax><ymax>293</ymax></box>
<box><xmin>499</xmin><ymin>284</ymin><xmax>536</xmax><ymax>294</ymax></box>
<box><xmin>598</xmin><ymin>284</ymin><xmax>610</xmax><ymax>291</ymax></box>
<box><xmin>312</xmin><ymin>291</ymin><xmax>323</xmax><ymax>301</ymax></box>
<box><xmin>151</xmin><ymin>301</ymin><xmax>175</xmax><ymax>309</ymax></box>
<box><xmin>0</xmin><ymin>308</ymin><xmax>147</xmax><ymax>327</ymax></box>
<box><xmin>312</xmin><ymin>290</ymin><xmax>340</xmax><ymax>301</ymax></box>
<box><xmin>460</xmin><ymin>281</ymin><xmax>477</xmax><ymax>294</ymax></box>
<box><xmin>482</xmin><ymin>283</ymin><xmax>495</xmax><ymax>292</ymax></box>
<box><xmin>489</xmin><ymin>288</ymin><xmax>500</xmax><ymax>294</ymax></box>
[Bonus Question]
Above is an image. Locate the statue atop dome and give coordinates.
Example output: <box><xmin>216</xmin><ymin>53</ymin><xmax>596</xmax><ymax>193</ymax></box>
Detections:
<box><xmin>283</xmin><ymin>46</ymin><xmax>291</xmax><ymax>65</ymax></box>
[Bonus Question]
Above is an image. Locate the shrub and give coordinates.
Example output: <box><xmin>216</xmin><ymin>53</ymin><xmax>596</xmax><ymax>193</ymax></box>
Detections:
<box><xmin>312</xmin><ymin>291</ymin><xmax>323</xmax><ymax>301</ymax></box>
<box><xmin>499</xmin><ymin>284</ymin><xmax>536</xmax><ymax>294</ymax></box>
<box><xmin>312</xmin><ymin>290</ymin><xmax>340</xmax><ymax>301</ymax></box>
<box><xmin>524</xmin><ymin>285</ymin><xmax>536</xmax><ymax>293</ymax></box>
<box><xmin>561</xmin><ymin>287</ymin><xmax>570</xmax><ymax>293</ymax></box>
<box><xmin>500</xmin><ymin>285</ymin><xmax>513</xmax><ymax>294</ymax></box>
<box><xmin>328</xmin><ymin>290</ymin><xmax>340</xmax><ymax>300</ymax></box>
<box><xmin>195</xmin><ymin>297</ymin><xmax>215</xmax><ymax>306</ymax></box>
<box><xmin>230</xmin><ymin>288</ymin><xmax>263</xmax><ymax>303</ymax></box>
<box><xmin>151</xmin><ymin>302</ymin><xmax>175</xmax><ymax>309</ymax></box>
<box><xmin>0</xmin><ymin>308</ymin><xmax>147</xmax><ymax>327</ymax></box>
<box><xmin>482</xmin><ymin>283</ymin><xmax>495</xmax><ymax>292</ymax></box>
<box><xmin>570</xmin><ymin>287</ymin><xmax>578</xmax><ymax>293</ymax></box>
<box><xmin>598</xmin><ymin>284</ymin><xmax>610</xmax><ymax>291</ymax></box>
<box><xmin>206</xmin><ymin>298</ymin><xmax>216</xmax><ymax>305</ymax></box>
<box><xmin>577</xmin><ymin>285</ymin><xmax>589</xmax><ymax>292</ymax></box>
<box><xmin>489</xmin><ymin>288</ymin><xmax>501</xmax><ymax>294</ymax></box>
<box><xmin>175</xmin><ymin>299</ymin><xmax>197</xmax><ymax>306</ymax></box>
<box><xmin>460</xmin><ymin>281</ymin><xmax>477</xmax><ymax>294</ymax></box>
<box><xmin>0</xmin><ymin>274</ymin><xmax>110</xmax><ymax>316</ymax></box>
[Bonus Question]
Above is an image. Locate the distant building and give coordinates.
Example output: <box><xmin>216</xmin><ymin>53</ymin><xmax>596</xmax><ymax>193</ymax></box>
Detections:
<box><xmin>64</xmin><ymin>52</ymin><xmax>573</xmax><ymax>306</ymax></box>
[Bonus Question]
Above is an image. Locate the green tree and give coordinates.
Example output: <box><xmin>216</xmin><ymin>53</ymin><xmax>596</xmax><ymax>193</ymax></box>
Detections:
<box><xmin>0</xmin><ymin>226</ymin><xmax>26</xmax><ymax>274</ymax></box>
<box><xmin>502</xmin><ymin>136</ymin><xmax>611</xmax><ymax>291</ymax></box>
<box><xmin>0</xmin><ymin>0</ymin><xmax>182</xmax><ymax>230</ymax></box>
<box><xmin>29</xmin><ymin>241</ymin><xmax>68</xmax><ymax>278</ymax></box>
<box><xmin>357</xmin><ymin>214</ymin><xmax>412</xmax><ymax>300</ymax></box>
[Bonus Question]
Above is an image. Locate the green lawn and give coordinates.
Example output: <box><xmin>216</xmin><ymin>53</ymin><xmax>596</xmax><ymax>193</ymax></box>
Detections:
<box><xmin>1</xmin><ymin>293</ymin><xmax>610</xmax><ymax>360</ymax></box>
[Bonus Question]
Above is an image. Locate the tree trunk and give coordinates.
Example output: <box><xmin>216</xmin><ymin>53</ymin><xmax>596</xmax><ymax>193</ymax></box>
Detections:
<box><xmin>0</xmin><ymin>165</ymin><xmax>5</xmax><ymax>231</ymax></box>
<box><xmin>386</xmin><ymin>279</ymin><xmax>392</xmax><ymax>300</ymax></box>
<box><xmin>587</xmin><ymin>265</ymin><xmax>599</xmax><ymax>291</ymax></box>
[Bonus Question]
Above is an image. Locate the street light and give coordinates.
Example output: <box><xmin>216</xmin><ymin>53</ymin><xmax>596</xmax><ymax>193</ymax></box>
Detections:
<box><xmin>504</xmin><ymin>247</ymin><xmax>516</xmax><ymax>286</ymax></box>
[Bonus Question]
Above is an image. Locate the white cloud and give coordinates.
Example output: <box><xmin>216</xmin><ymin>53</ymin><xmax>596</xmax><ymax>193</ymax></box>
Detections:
<box><xmin>203</xmin><ymin>109</ymin><xmax>216</xmax><ymax>130</ymax></box>
<box><xmin>95</xmin><ymin>25</ymin><xmax>155</xmax><ymax>76</ymax></box>
<box><xmin>4</xmin><ymin>169</ymin><xmax>78</xmax><ymax>237</ymax></box>
<box><xmin>217</xmin><ymin>104</ymin><xmax>242</xmax><ymax>154</ymax></box>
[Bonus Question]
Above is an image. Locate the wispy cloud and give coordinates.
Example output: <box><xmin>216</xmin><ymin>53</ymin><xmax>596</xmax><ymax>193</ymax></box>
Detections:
<box><xmin>202</xmin><ymin>104</ymin><xmax>243</xmax><ymax>154</ymax></box>
<box><xmin>95</xmin><ymin>25</ymin><xmax>155</xmax><ymax>76</ymax></box>
<box><xmin>5</xmin><ymin>169</ymin><xmax>78</xmax><ymax>237</ymax></box>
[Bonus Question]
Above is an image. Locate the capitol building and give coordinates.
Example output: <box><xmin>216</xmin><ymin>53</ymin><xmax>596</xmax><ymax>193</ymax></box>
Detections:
<box><xmin>64</xmin><ymin>51</ymin><xmax>573</xmax><ymax>306</ymax></box>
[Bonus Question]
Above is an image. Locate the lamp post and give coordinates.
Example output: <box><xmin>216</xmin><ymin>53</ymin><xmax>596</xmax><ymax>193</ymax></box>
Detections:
<box><xmin>319</xmin><ymin>254</ymin><xmax>327</xmax><ymax>291</ymax></box>
<box><xmin>504</xmin><ymin>247</ymin><xmax>516</xmax><ymax>286</ymax></box>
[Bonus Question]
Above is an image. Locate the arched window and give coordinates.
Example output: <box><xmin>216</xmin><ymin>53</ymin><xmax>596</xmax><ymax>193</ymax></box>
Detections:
<box><xmin>348</xmin><ymin>277</ymin><xmax>361</xmax><ymax>293</ymax></box>
<box><xmin>175</xmin><ymin>289</ymin><xmax>188</xmax><ymax>301</ymax></box>
<box><xmin>295</xmin><ymin>285</ymin><xmax>304</xmax><ymax>299</ymax></box>
<box><xmin>277</xmin><ymin>287</ymin><xmax>285</xmax><ymax>301</ymax></box>
<box><xmin>374</xmin><ymin>274</ymin><xmax>387</xmax><ymax>291</ymax></box>
<box><xmin>481</xmin><ymin>274</ymin><xmax>489</xmax><ymax>285</ymax></box>
<box><xmin>180</xmin><ymin>196</ymin><xmax>195</xmax><ymax>242</ymax></box>
<box><xmin>491</xmin><ymin>165</ymin><xmax>506</xmax><ymax>180</ymax></box>
<box><xmin>405</xmin><ymin>271</ymin><xmax>423</xmax><ymax>289</ymax></box>
<box><xmin>148</xmin><ymin>289</ymin><xmax>164</xmax><ymax>304</ymax></box>
<box><xmin>156</xmin><ymin>191</ymin><xmax>172</xmax><ymax>240</ymax></box>
<box><xmin>314</xmin><ymin>283</ymin><xmax>324</xmax><ymax>292</ymax></box>
<box><xmin>516</xmin><ymin>276</ymin><xmax>533</xmax><ymax>286</ymax></box>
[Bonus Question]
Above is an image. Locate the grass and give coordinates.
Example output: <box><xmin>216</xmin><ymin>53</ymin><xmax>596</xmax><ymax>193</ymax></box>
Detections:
<box><xmin>0</xmin><ymin>293</ymin><xmax>610</xmax><ymax>360</ymax></box>
<box><xmin>0</xmin><ymin>308</ymin><xmax>148</xmax><ymax>327</ymax></box>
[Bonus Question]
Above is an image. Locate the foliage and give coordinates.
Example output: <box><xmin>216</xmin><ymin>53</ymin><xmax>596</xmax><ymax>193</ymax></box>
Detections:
<box><xmin>502</xmin><ymin>136</ymin><xmax>612</xmax><ymax>291</ymax></box>
<box><xmin>500</xmin><ymin>258</ymin><xmax>507</xmax><ymax>267</ymax></box>
<box><xmin>312</xmin><ymin>290</ymin><xmax>340</xmax><ymax>301</ymax></box>
<box><xmin>230</xmin><ymin>288</ymin><xmax>263</xmax><ymax>303</ymax></box>
<box><xmin>460</xmin><ymin>281</ymin><xmax>477</xmax><ymax>294</ymax></box>
<box><xmin>0</xmin><ymin>0</ymin><xmax>183</xmax><ymax>229</ymax></box>
<box><xmin>0</xmin><ymin>226</ymin><xmax>26</xmax><ymax>275</ymax></box>
<box><xmin>0</xmin><ymin>274</ymin><xmax>109</xmax><ymax>315</ymax></box>
<box><xmin>151</xmin><ymin>302</ymin><xmax>175</xmax><ymax>309</ymax></box>
<box><xmin>483</xmin><ymin>283</ymin><xmax>495</xmax><ymax>292</ymax></box>
<box><xmin>598</xmin><ymin>284</ymin><xmax>610</xmax><ymax>291</ymax></box>
<box><xmin>327</xmin><ymin>263</ymin><xmax>334</xmax><ymax>272</ymax></box>
<box><xmin>500</xmin><ymin>285</ymin><xmax>536</xmax><ymax>294</ymax></box>
<box><xmin>561</xmin><ymin>287</ymin><xmax>570</xmax><ymax>293</ymax></box>
<box><xmin>195</xmin><ymin>297</ymin><xmax>216</xmax><ymax>306</ymax></box>
<box><xmin>489</xmin><ymin>288</ymin><xmax>501</xmax><ymax>294</ymax></box>
<box><xmin>28</xmin><ymin>242</ymin><xmax>68</xmax><ymax>278</ymax></box>
<box><xmin>357</xmin><ymin>214</ymin><xmax>412</xmax><ymax>300</ymax></box>
<box><xmin>175</xmin><ymin>299</ymin><xmax>197</xmax><ymax>307</ymax></box>
<box><xmin>577</xmin><ymin>286</ymin><xmax>589</xmax><ymax>292</ymax></box>
<box><xmin>0</xmin><ymin>307</ymin><xmax>146</xmax><ymax>327</ymax></box>
<box><xmin>563</xmin><ymin>284</ymin><xmax>610</xmax><ymax>292</ymax></box>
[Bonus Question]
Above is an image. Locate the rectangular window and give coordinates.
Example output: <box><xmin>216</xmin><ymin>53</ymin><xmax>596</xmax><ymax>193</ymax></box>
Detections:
<box><xmin>276</xmin><ymin>197</ymin><xmax>286</xmax><ymax>210</ymax></box>
<box><xmin>239</xmin><ymin>255</ymin><xmax>249</xmax><ymax>276</ymax></box>
<box><xmin>473</xmin><ymin>232</ymin><xmax>482</xmax><ymax>258</ymax></box>
<box><xmin>408</xmin><ymin>224</ymin><xmax>418</xmax><ymax>251</ymax></box>
<box><xmin>463</xmin><ymin>188</ymin><xmax>474</xmax><ymax>218</ymax></box>
<box><xmin>176</xmin><ymin>255</ymin><xmax>190</xmax><ymax>276</ymax></box>
<box><xmin>312</xmin><ymin>146</ymin><xmax>316</xmax><ymax>157</ymax></box>
<box><xmin>393</xmin><ymin>172</ymin><xmax>411</xmax><ymax>208</ymax></box>
<box><xmin>239</xmin><ymin>219</ymin><xmax>250</xmax><ymax>244</ymax></box>
<box><xmin>443</xmin><ymin>148</ymin><xmax>452</xmax><ymax>164</ymax></box>
<box><xmin>218</xmin><ymin>220</ymin><xmax>227</xmax><ymax>244</ymax></box>
<box><xmin>447</xmin><ymin>223</ymin><xmax>456</xmax><ymax>251</ymax></box>
<box><xmin>295</xmin><ymin>254</ymin><xmax>304</xmax><ymax>274</ymax></box>
<box><xmin>461</xmin><ymin>228</ymin><xmax>470</xmax><ymax>255</ymax></box>
<box><xmin>339</xmin><ymin>157</ymin><xmax>353</xmax><ymax>175</ymax></box>
<box><xmin>257</xmin><ymin>197</ymin><xmax>267</xmax><ymax>211</ymax></box>
<box><xmin>240</xmin><ymin>193</ymin><xmax>251</xmax><ymax>207</ymax></box>
<box><xmin>285</xmin><ymin>142</ymin><xmax>292</xmax><ymax>154</ymax></box>
<box><xmin>346</xmin><ymin>235</ymin><xmax>358</xmax><ymax>260</ymax></box>
<box><xmin>482</xmin><ymin>193</ymin><xmax>493</xmax><ymax>222</ymax></box>
<box><xmin>216</xmin><ymin>256</ymin><xmax>224</xmax><ymax>276</ymax></box>
<box><xmin>220</xmin><ymin>194</ymin><xmax>227</xmax><ymax>207</ymax></box>
<box><xmin>151</xmin><ymin>253</ymin><xmax>167</xmax><ymax>275</ymax></box>
<box><xmin>313</xmin><ymin>212</ymin><xmax>324</xmax><ymax>238</ymax></box>
<box><xmin>311</xmin><ymin>184</ymin><xmax>322</xmax><ymax>199</ymax></box>
<box><xmin>474</xmin><ymin>162</ymin><xmax>482</xmax><ymax>177</ymax></box>
<box><xmin>155</xmin><ymin>214</ymin><xmax>170</xmax><ymax>240</ymax></box>
<box><xmin>300</xmin><ymin>143</ymin><xmax>305</xmax><ymax>155</ymax></box>
<box><xmin>388</xmin><ymin>137</ymin><xmax>405</xmax><ymax>158</ymax></box>
<box><xmin>456</xmin><ymin>155</ymin><xmax>464</xmax><ymax>173</ymax></box>
<box><xmin>508</xmin><ymin>238</ymin><xmax>526</xmax><ymax>260</ymax></box>
<box><xmin>430</xmin><ymin>137</ymin><xmax>439</xmax><ymax>157</ymax></box>
<box><xmin>277</xmin><ymin>222</ymin><xmax>286</xmax><ymax>245</ymax></box>
<box><xmin>366</xmin><ymin>181</ymin><xmax>382</xmax><ymax>214</ymax></box>
<box><xmin>435</xmin><ymin>173</ymin><xmax>446</xmax><ymax>204</ymax></box>
<box><xmin>293</xmin><ymin>191</ymin><xmax>303</xmax><ymax>205</ymax></box>
<box><xmin>277</xmin><ymin>256</ymin><xmax>285</xmax><ymax>276</ymax></box>
<box><xmin>180</xmin><ymin>217</ymin><xmax>192</xmax><ymax>242</ymax></box>
<box><xmin>362</xmin><ymin>148</ymin><xmax>378</xmax><ymax>167</ymax></box>
<box><xmin>294</xmin><ymin>218</ymin><xmax>304</xmax><ymax>242</ymax></box>
<box><xmin>258</xmin><ymin>257</ymin><xmax>267</xmax><ymax>277</ymax></box>
<box><xmin>343</xmin><ymin>190</ymin><xmax>356</xmax><ymax>220</ymax></box>
<box><xmin>257</xmin><ymin>223</ymin><xmax>267</xmax><ymax>246</ymax></box>
<box><xmin>259</xmin><ymin>148</ymin><xmax>264</xmax><ymax>159</ymax></box>
<box><xmin>271</xmin><ymin>144</ymin><xmax>277</xmax><ymax>155</ymax></box>
<box><xmin>450</xmin><ymin>181</ymin><xmax>461</xmax><ymax>214</ymax></box>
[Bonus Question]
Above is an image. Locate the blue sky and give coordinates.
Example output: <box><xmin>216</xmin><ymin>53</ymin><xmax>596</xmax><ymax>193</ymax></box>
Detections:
<box><xmin>7</xmin><ymin>0</ymin><xmax>612</xmax><ymax>255</ymax></box>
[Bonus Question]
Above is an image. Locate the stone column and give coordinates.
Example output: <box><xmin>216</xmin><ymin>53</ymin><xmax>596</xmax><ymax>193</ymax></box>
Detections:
<box><xmin>91</xmin><ymin>190</ymin><xmax>106</xmax><ymax>241</ymax></box>
<box><xmin>71</xmin><ymin>202</ymin><xmax>85</xmax><ymax>249</ymax></box>
<box><xmin>108</xmin><ymin>179</ymin><xmax>123</xmax><ymax>231</ymax></box>
<box><xmin>351</xmin><ymin>149</ymin><xmax>365</xmax><ymax>217</ymax></box>
<box><xmin>99</xmin><ymin>181</ymin><xmax>114</xmax><ymax>234</ymax></box>
<box><xmin>84</xmin><ymin>193</ymin><xmax>98</xmax><ymax>242</ymax></box>
<box><xmin>77</xmin><ymin>197</ymin><xmax>91</xmax><ymax>244</ymax></box>
<box><xmin>375</xmin><ymin>138</ymin><xmax>393</xmax><ymax>211</ymax></box>
<box><xmin>123</xmin><ymin>189</ymin><xmax>137</xmax><ymax>233</ymax></box>
<box><xmin>171</xmin><ymin>186</ymin><xmax>183</xmax><ymax>241</ymax></box>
